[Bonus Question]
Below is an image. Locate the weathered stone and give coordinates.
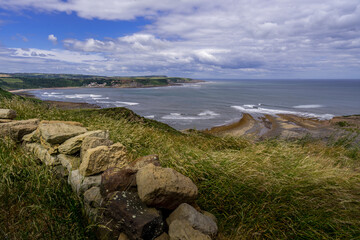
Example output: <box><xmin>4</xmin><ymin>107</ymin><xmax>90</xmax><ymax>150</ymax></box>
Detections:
<box><xmin>166</xmin><ymin>203</ymin><xmax>218</xmax><ymax>237</ymax></box>
<box><xmin>53</xmin><ymin>164</ymin><xmax>68</xmax><ymax>178</ymax></box>
<box><xmin>168</xmin><ymin>220</ymin><xmax>211</xmax><ymax>240</ymax></box>
<box><xmin>0</xmin><ymin>119</ymin><xmax>13</xmax><ymax>123</ymax></box>
<box><xmin>0</xmin><ymin>109</ymin><xmax>16</xmax><ymax>119</ymax></box>
<box><xmin>100</xmin><ymin>155</ymin><xmax>160</xmax><ymax>196</ymax></box>
<box><xmin>79</xmin><ymin>143</ymin><xmax>129</xmax><ymax>176</ymax></box>
<box><xmin>136</xmin><ymin>164</ymin><xmax>198</xmax><ymax>209</ymax></box>
<box><xmin>118</xmin><ymin>233</ymin><xmax>129</xmax><ymax>240</ymax></box>
<box><xmin>104</xmin><ymin>191</ymin><xmax>164</xmax><ymax>240</ymax></box>
<box><xmin>84</xmin><ymin>186</ymin><xmax>103</xmax><ymax>208</ymax></box>
<box><xmin>38</xmin><ymin>121</ymin><xmax>87</xmax><ymax>145</ymax></box>
<box><xmin>25</xmin><ymin>143</ymin><xmax>60</xmax><ymax>166</ymax></box>
<box><xmin>22</xmin><ymin>130</ymin><xmax>37</xmax><ymax>143</ymax></box>
<box><xmin>0</xmin><ymin>119</ymin><xmax>39</xmax><ymax>141</ymax></box>
<box><xmin>68</xmin><ymin>170</ymin><xmax>102</xmax><ymax>195</ymax></box>
<box><xmin>202</xmin><ymin>211</ymin><xmax>218</xmax><ymax>224</ymax></box>
<box><xmin>80</xmin><ymin>137</ymin><xmax>114</xmax><ymax>159</ymax></box>
<box><xmin>58</xmin><ymin>154</ymin><xmax>81</xmax><ymax>173</ymax></box>
<box><xmin>59</xmin><ymin>130</ymin><xmax>109</xmax><ymax>155</ymax></box>
<box><xmin>101</xmin><ymin>168</ymin><xmax>137</xmax><ymax>196</ymax></box>
<box><xmin>154</xmin><ymin>233</ymin><xmax>170</xmax><ymax>240</ymax></box>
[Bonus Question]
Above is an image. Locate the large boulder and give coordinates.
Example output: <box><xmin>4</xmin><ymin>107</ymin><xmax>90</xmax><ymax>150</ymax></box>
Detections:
<box><xmin>68</xmin><ymin>170</ymin><xmax>102</xmax><ymax>195</ymax></box>
<box><xmin>166</xmin><ymin>203</ymin><xmax>218</xmax><ymax>238</ymax></box>
<box><xmin>58</xmin><ymin>130</ymin><xmax>109</xmax><ymax>155</ymax></box>
<box><xmin>79</xmin><ymin>143</ymin><xmax>129</xmax><ymax>176</ymax></box>
<box><xmin>168</xmin><ymin>220</ymin><xmax>211</xmax><ymax>240</ymax></box>
<box><xmin>25</xmin><ymin>143</ymin><xmax>59</xmax><ymax>166</ymax></box>
<box><xmin>100</xmin><ymin>155</ymin><xmax>161</xmax><ymax>196</ymax></box>
<box><xmin>80</xmin><ymin>136</ymin><xmax>114</xmax><ymax>159</ymax></box>
<box><xmin>0</xmin><ymin>109</ymin><xmax>16</xmax><ymax>119</ymax></box>
<box><xmin>38</xmin><ymin>121</ymin><xmax>87</xmax><ymax>145</ymax></box>
<box><xmin>0</xmin><ymin>119</ymin><xmax>39</xmax><ymax>141</ymax></box>
<box><xmin>104</xmin><ymin>191</ymin><xmax>164</xmax><ymax>240</ymax></box>
<box><xmin>136</xmin><ymin>164</ymin><xmax>198</xmax><ymax>209</ymax></box>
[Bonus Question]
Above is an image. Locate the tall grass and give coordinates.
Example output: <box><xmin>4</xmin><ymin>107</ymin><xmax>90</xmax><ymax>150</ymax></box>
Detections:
<box><xmin>1</xmin><ymin>96</ymin><xmax>360</xmax><ymax>239</ymax></box>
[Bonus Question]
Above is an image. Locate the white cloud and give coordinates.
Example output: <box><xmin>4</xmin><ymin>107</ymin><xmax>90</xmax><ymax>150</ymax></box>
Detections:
<box><xmin>48</xmin><ymin>34</ymin><xmax>57</xmax><ymax>44</ymax></box>
<box><xmin>0</xmin><ymin>0</ymin><xmax>359</xmax><ymax>78</ymax></box>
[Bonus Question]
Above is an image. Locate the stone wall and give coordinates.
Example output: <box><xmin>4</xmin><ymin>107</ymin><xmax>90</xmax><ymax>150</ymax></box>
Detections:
<box><xmin>0</xmin><ymin>109</ymin><xmax>218</xmax><ymax>240</ymax></box>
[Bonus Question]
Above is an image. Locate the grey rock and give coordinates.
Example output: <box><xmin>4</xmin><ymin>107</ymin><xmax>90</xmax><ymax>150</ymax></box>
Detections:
<box><xmin>168</xmin><ymin>219</ymin><xmax>211</xmax><ymax>240</ymax></box>
<box><xmin>25</xmin><ymin>143</ymin><xmax>60</xmax><ymax>166</ymax></box>
<box><xmin>167</xmin><ymin>203</ymin><xmax>218</xmax><ymax>237</ymax></box>
<box><xmin>84</xmin><ymin>186</ymin><xmax>103</xmax><ymax>208</ymax></box>
<box><xmin>58</xmin><ymin>154</ymin><xmax>81</xmax><ymax>173</ymax></box>
<box><xmin>68</xmin><ymin>169</ymin><xmax>102</xmax><ymax>195</ymax></box>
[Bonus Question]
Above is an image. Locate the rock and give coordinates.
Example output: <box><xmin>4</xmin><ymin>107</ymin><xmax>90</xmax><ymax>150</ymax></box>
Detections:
<box><xmin>96</xmin><ymin>216</ymin><xmax>122</xmax><ymax>240</ymax></box>
<box><xmin>154</xmin><ymin>233</ymin><xmax>170</xmax><ymax>240</ymax></box>
<box><xmin>202</xmin><ymin>211</ymin><xmax>218</xmax><ymax>224</ymax></box>
<box><xmin>84</xmin><ymin>187</ymin><xmax>103</xmax><ymax>208</ymax></box>
<box><xmin>0</xmin><ymin>109</ymin><xmax>16</xmax><ymax>119</ymax></box>
<box><xmin>104</xmin><ymin>191</ymin><xmax>164</xmax><ymax>240</ymax></box>
<box><xmin>68</xmin><ymin>170</ymin><xmax>102</xmax><ymax>195</ymax></box>
<box><xmin>168</xmin><ymin>220</ymin><xmax>211</xmax><ymax>240</ymax></box>
<box><xmin>0</xmin><ymin>119</ymin><xmax>13</xmax><ymax>123</ymax></box>
<box><xmin>58</xmin><ymin>154</ymin><xmax>81</xmax><ymax>173</ymax></box>
<box><xmin>25</xmin><ymin>143</ymin><xmax>59</xmax><ymax>166</ymax></box>
<box><xmin>128</xmin><ymin>154</ymin><xmax>161</xmax><ymax>169</ymax></box>
<box><xmin>38</xmin><ymin>121</ymin><xmax>87</xmax><ymax>145</ymax></box>
<box><xmin>118</xmin><ymin>233</ymin><xmax>129</xmax><ymax>240</ymax></box>
<box><xmin>59</xmin><ymin>130</ymin><xmax>109</xmax><ymax>155</ymax></box>
<box><xmin>101</xmin><ymin>167</ymin><xmax>137</xmax><ymax>196</ymax></box>
<box><xmin>136</xmin><ymin>164</ymin><xmax>198</xmax><ymax>209</ymax></box>
<box><xmin>0</xmin><ymin>119</ymin><xmax>39</xmax><ymax>141</ymax></box>
<box><xmin>79</xmin><ymin>143</ymin><xmax>129</xmax><ymax>176</ymax></box>
<box><xmin>100</xmin><ymin>154</ymin><xmax>161</xmax><ymax>196</ymax></box>
<box><xmin>22</xmin><ymin>130</ymin><xmax>37</xmax><ymax>143</ymax></box>
<box><xmin>166</xmin><ymin>203</ymin><xmax>218</xmax><ymax>237</ymax></box>
<box><xmin>80</xmin><ymin>137</ymin><xmax>114</xmax><ymax>159</ymax></box>
<box><xmin>53</xmin><ymin>164</ymin><xmax>68</xmax><ymax>178</ymax></box>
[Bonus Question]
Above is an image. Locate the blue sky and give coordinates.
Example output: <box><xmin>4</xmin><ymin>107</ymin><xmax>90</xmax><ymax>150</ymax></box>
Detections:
<box><xmin>0</xmin><ymin>0</ymin><xmax>359</xmax><ymax>79</ymax></box>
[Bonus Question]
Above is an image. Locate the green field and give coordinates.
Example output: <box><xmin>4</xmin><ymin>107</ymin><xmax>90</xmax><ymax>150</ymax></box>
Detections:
<box><xmin>0</xmin><ymin>89</ymin><xmax>359</xmax><ymax>239</ymax></box>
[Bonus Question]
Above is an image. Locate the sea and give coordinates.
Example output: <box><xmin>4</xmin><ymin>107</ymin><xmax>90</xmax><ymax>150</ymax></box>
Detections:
<box><xmin>28</xmin><ymin>79</ymin><xmax>360</xmax><ymax>130</ymax></box>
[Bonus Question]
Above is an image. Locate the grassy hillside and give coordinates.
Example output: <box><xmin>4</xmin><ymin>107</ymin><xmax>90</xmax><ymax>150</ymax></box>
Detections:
<box><xmin>0</xmin><ymin>73</ymin><xmax>196</xmax><ymax>90</ymax></box>
<box><xmin>1</xmin><ymin>90</ymin><xmax>359</xmax><ymax>239</ymax></box>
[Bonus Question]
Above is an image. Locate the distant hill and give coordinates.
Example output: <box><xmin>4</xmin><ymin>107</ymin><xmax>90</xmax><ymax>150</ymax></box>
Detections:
<box><xmin>0</xmin><ymin>73</ymin><xmax>200</xmax><ymax>90</ymax></box>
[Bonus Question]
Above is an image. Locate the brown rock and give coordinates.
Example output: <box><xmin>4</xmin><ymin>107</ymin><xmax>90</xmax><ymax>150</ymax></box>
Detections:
<box><xmin>104</xmin><ymin>191</ymin><xmax>164</xmax><ymax>240</ymax></box>
<box><xmin>0</xmin><ymin>119</ymin><xmax>39</xmax><ymax>141</ymax></box>
<box><xmin>59</xmin><ymin>130</ymin><xmax>109</xmax><ymax>155</ymax></box>
<box><xmin>118</xmin><ymin>233</ymin><xmax>129</xmax><ymax>240</ymax></box>
<box><xmin>79</xmin><ymin>143</ymin><xmax>129</xmax><ymax>176</ymax></box>
<box><xmin>81</xmin><ymin>136</ymin><xmax>114</xmax><ymax>159</ymax></box>
<box><xmin>25</xmin><ymin>143</ymin><xmax>59</xmax><ymax>166</ymax></box>
<box><xmin>136</xmin><ymin>164</ymin><xmax>198</xmax><ymax>209</ymax></box>
<box><xmin>38</xmin><ymin>121</ymin><xmax>87</xmax><ymax>145</ymax></box>
<box><xmin>0</xmin><ymin>109</ymin><xmax>16</xmax><ymax>119</ymax></box>
<box><xmin>154</xmin><ymin>233</ymin><xmax>170</xmax><ymax>240</ymax></box>
<box><xmin>166</xmin><ymin>203</ymin><xmax>218</xmax><ymax>237</ymax></box>
<box><xmin>101</xmin><ymin>168</ymin><xmax>137</xmax><ymax>196</ymax></box>
<box><xmin>168</xmin><ymin>220</ymin><xmax>211</xmax><ymax>240</ymax></box>
<box><xmin>100</xmin><ymin>154</ymin><xmax>160</xmax><ymax>196</ymax></box>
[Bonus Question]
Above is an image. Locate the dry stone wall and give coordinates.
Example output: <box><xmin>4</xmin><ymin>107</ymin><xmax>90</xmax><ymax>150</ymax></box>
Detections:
<box><xmin>0</xmin><ymin>109</ymin><xmax>218</xmax><ymax>240</ymax></box>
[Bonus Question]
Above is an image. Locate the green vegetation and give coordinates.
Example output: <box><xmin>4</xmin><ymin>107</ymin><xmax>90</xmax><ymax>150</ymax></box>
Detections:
<box><xmin>0</xmin><ymin>73</ymin><xmax>196</xmax><ymax>90</ymax></box>
<box><xmin>1</xmin><ymin>90</ymin><xmax>359</xmax><ymax>239</ymax></box>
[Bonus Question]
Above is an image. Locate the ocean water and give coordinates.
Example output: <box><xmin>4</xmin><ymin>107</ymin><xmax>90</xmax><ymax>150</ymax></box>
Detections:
<box><xmin>28</xmin><ymin>79</ymin><xmax>360</xmax><ymax>130</ymax></box>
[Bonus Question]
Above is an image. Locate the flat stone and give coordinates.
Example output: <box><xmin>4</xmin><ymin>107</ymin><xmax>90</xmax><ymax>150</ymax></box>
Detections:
<box><xmin>0</xmin><ymin>119</ymin><xmax>39</xmax><ymax>141</ymax></box>
<box><xmin>59</xmin><ymin>130</ymin><xmax>109</xmax><ymax>155</ymax></box>
<box><xmin>104</xmin><ymin>191</ymin><xmax>164</xmax><ymax>240</ymax></box>
<box><xmin>68</xmin><ymin>170</ymin><xmax>102</xmax><ymax>195</ymax></box>
<box><xmin>38</xmin><ymin>121</ymin><xmax>87</xmax><ymax>145</ymax></box>
<box><xmin>79</xmin><ymin>143</ymin><xmax>129</xmax><ymax>176</ymax></box>
<box><xmin>0</xmin><ymin>109</ymin><xmax>16</xmax><ymax>119</ymax></box>
<box><xmin>166</xmin><ymin>203</ymin><xmax>218</xmax><ymax>237</ymax></box>
<box><xmin>168</xmin><ymin>220</ymin><xmax>211</xmax><ymax>240</ymax></box>
<box><xmin>80</xmin><ymin>137</ymin><xmax>114</xmax><ymax>159</ymax></box>
<box><xmin>58</xmin><ymin>154</ymin><xmax>81</xmax><ymax>173</ymax></box>
<box><xmin>25</xmin><ymin>143</ymin><xmax>59</xmax><ymax>166</ymax></box>
<box><xmin>136</xmin><ymin>164</ymin><xmax>198</xmax><ymax>209</ymax></box>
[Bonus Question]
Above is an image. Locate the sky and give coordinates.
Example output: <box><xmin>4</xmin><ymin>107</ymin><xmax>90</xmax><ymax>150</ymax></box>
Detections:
<box><xmin>0</xmin><ymin>0</ymin><xmax>359</xmax><ymax>79</ymax></box>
